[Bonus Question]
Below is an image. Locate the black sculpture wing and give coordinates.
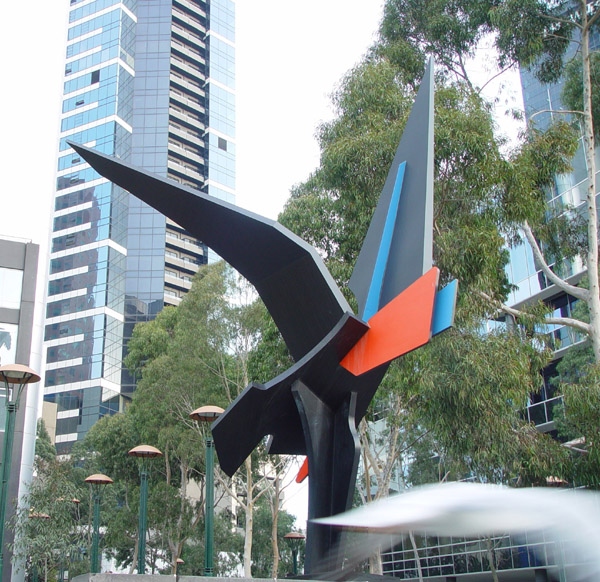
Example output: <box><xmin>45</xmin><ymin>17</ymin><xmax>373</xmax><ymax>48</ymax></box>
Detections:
<box><xmin>69</xmin><ymin>143</ymin><xmax>351</xmax><ymax>361</ymax></box>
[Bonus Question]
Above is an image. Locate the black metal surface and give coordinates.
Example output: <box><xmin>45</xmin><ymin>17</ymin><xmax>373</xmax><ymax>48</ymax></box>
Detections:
<box><xmin>211</xmin><ymin>313</ymin><xmax>387</xmax><ymax>477</ymax></box>
<box><xmin>68</xmin><ymin>142</ymin><xmax>350</xmax><ymax>363</ymax></box>
<box><xmin>291</xmin><ymin>386</ymin><xmax>361</xmax><ymax>574</ymax></box>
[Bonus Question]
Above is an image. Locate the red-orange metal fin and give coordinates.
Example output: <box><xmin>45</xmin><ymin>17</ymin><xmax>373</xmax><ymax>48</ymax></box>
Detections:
<box><xmin>296</xmin><ymin>457</ymin><xmax>309</xmax><ymax>483</ymax></box>
<box><xmin>340</xmin><ymin>267</ymin><xmax>439</xmax><ymax>376</ymax></box>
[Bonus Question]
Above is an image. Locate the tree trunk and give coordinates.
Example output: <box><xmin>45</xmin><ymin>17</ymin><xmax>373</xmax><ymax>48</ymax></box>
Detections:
<box><xmin>244</xmin><ymin>457</ymin><xmax>254</xmax><ymax>577</ymax></box>
<box><xmin>409</xmin><ymin>531</ymin><xmax>424</xmax><ymax>582</ymax></box>
<box><xmin>270</xmin><ymin>476</ymin><xmax>281</xmax><ymax>579</ymax></box>
<box><xmin>486</xmin><ymin>536</ymin><xmax>499</xmax><ymax>582</ymax></box>
<box><xmin>581</xmin><ymin>4</ymin><xmax>600</xmax><ymax>364</ymax></box>
<box><xmin>168</xmin><ymin>462</ymin><xmax>188</xmax><ymax>573</ymax></box>
<box><xmin>129</xmin><ymin>536</ymin><xmax>139</xmax><ymax>575</ymax></box>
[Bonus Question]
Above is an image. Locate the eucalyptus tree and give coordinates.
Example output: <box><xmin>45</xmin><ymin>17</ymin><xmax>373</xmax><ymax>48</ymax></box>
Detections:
<box><xmin>123</xmin><ymin>262</ymin><xmax>295</xmax><ymax>576</ymax></box>
<box><xmin>274</xmin><ymin>0</ymin><xmax>576</xmax><ymax>520</ymax></box>
<box><xmin>12</xmin><ymin>422</ymin><xmax>88</xmax><ymax>580</ymax></box>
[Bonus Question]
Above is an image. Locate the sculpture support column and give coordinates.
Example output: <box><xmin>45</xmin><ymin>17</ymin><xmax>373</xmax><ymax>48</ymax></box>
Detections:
<box><xmin>292</xmin><ymin>381</ymin><xmax>360</xmax><ymax>574</ymax></box>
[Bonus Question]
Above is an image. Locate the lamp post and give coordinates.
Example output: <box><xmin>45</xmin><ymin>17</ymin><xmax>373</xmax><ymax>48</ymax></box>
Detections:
<box><xmin>284</xmin><ymin>532</ymin><xmax>305</xmax><ymax>577</ymax></box>
<box><xmin>85</xmin><ymin>473</ymin><xmax>113</xmax><ymax>574</ymax></box>
<box><xmin>175</xmin><ymin>557</ymin><xmax>185</xmax><ymax>582</ymax></box>
<box><xmin>0</xmin><ymin>363</ymin><xmax>40</xmax><ymax>580</ymax></box>
<box><xmin>128</xmin><ymin>444</ymin><xmax>162</xmax><ymax>574</ymax></box>
<box><xmin>190</xmin><ymin>405</ymin><xmax>224</xmax><ymax>576</ymax></box>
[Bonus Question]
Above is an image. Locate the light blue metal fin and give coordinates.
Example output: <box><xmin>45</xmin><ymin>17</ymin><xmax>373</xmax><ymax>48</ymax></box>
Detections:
<box><xmin>363</xmin><ymin>162</ymin><xmax>406</xmax><ymax>321</ymax></box>
<box><xmin>431</xmin><ymin>279</ymin><xmax>458</xmax><ymax>336</ymax></box>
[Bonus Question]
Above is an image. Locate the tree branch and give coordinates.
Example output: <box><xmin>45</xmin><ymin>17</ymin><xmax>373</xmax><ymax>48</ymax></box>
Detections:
<box><xmin>477</xmin><ymin>62</ymin><xmax>517</xmax><ymax>94</ymax></box>
<box><xmin>479</xmin><ymin>290</ymin><xmax>592</xmax><ymax>335</ymax></box>
<box><xmin>521</xmin><ymin>221</ymin><xmax>589</xmax><ymax>301</ymax></box>
<box><xmin>585</xmin><ymin>6</ymin><xmax>600</xmax><ymax>31</ymax></box>
<box><xmin>540</xmin><ymin>11</ymin><xmax>583</xmax><ymax>30</ymax></box>
<box><xmin>528</xmin><ymin>109</ymin><xmax>584</xmax><ymax>123</ymax></box>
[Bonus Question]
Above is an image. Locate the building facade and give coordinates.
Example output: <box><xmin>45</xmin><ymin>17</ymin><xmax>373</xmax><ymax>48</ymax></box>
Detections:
<box><xmin>44</xmin><ymin>0</ymin><xmax>235</xmax><ymax>453</ymax></box>
<box><xmin>0</xmin><ymin>237</ymin><xmax>43</xmax><ymax>582</ymax></box>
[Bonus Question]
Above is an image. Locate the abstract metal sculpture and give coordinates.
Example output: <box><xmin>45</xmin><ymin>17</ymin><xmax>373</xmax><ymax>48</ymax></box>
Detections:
<box><xmin>70</xmin><ymin>60</ymin><xmax>457</xmax><ymax>574</ymax></box>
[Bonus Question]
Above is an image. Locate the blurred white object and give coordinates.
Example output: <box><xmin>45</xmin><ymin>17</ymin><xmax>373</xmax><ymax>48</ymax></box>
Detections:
<box><xmin>314</xmin><ymin>482</ymin><xmax>600</xmax><ymax>580</ymax></box>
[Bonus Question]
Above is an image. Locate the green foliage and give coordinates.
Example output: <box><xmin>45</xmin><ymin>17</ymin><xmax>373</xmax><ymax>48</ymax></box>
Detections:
<box><xmin>556</xmin><ymin>363</ymin><xmax>600</xmax><ymax>488</ymax></box>
<box><xmin>501</xmin><ymin>121</ymin><xmax>579</xmax><ymax>231</ymax></box>
<box><xmin>34</xmin><ymin>419</ymin><xmax>56</xmax><ymax>466</ymax></box>
<box><xmin>411</xmin><ymin>329</ymin><xmax>569</xmax><ymax>484</ymax></box>
<box><xmin>380</xmin><ymin>0</ymin><xmax>495</xmax><ymax>84</ymax></box>
<box><xmin>491</xmin><ymin>0</ymin><xmax>574</xmax><ymax>82</ymax></box>
<box><xmin>124</xmin><ymin>305</ymin><xmax>178</xmax><ymax>377</ymax></box>
<box><xmin>175</xmin><ymin>510</ymin><xmax>245</xmax><ymax>576</ymax></box>
<box><xmin>282</xmin><ymin>65</ymin><xmax>524</xmax><ymax>312</ymax></box>
<box><xmin>562</xmin><ymin>50</ymin><xmax>600</xmax><ymax>137</ymax></box>
<box><xmin>232</xmin><ymin>498</ymin><xmax>300</xmax><ymax>578</ymax></box>
<box><xmin>66</xmin><ymin>261</ymin><xmax>284</xmax><ymax>574</ymax></box>
<box><xmin>552</xmin><ymin>291</ymin><xmax>600</xmax><ymax>488</ymax></box>
<box><xmin>277</xmin><ymin>0</ymin><xmax>590</xmax><ymax>498</ymax></box>
<box><xmin>12</xmin><ymin>457</ymin><xmax>88</xmax><ymax>580</ymax></box>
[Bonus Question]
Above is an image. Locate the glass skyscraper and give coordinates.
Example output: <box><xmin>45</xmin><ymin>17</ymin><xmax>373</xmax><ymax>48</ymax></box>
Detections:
<box><xmin>44</xmin><ymin>0</ymin><xmax>235</xmax><ymax>454</ymax></box>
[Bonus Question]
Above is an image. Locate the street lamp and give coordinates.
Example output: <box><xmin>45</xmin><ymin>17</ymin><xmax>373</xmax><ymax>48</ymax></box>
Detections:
<box><xmin>190</xmin><ymin>405</ymin><xmax>224</xmax><ymax>576</ymax></box>
<box><xmin>175</xmin><ymin>557</ymin><xmax>185</xmax><ymax>582</ymax></box>
<box><xmin>284</xmin><ymin>532</ymin><xmax>305</xmax><ymax>577</ymax></box>
<box><xmin>128</xmin><ymin>444</ymin><xmax>162</xmax><ymax>574</ymax></box>
<box><xmin>85</xmin><ymin>473</ymin><xmax>113</xmax><ymax>574</ymax></box>
<box><xmin>0</xmin><ymin>363</ymin><xmax>40</xmax><ymax>580</ymax></box>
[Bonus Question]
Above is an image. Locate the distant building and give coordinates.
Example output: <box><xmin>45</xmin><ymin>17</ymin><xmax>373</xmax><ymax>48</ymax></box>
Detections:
<box><xmin>0</xmin><ymin>236</ymin><xmax>43</xmax><ymax>582</ymax></box>
<box><xmin>44</xmin><ymin>0</ymin><xmax>236</xmax><ymax>453</ymax></box>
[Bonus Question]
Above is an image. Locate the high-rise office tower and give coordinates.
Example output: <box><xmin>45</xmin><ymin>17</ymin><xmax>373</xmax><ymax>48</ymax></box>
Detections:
<box><xmin>44</xmin><ymin>0</ymin><xmax>235</xmax><ymax>454</ymax></box>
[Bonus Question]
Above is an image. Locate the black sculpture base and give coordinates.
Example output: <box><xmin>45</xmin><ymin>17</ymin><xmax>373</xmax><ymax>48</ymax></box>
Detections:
<box><xmin>292</xmin><ymin>382</ymin><xmax>360</xmax><ymax>574</ymax></box>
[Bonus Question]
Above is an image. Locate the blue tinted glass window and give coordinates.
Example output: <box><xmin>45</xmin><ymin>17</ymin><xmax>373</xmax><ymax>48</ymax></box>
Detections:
<box><xmin>69</xmin><ymin>0</ymin><xmax>123</xmax><ymax>23</ymax></box>
<box><xmin>208</xmin><ymin>37</ymin><xmax>235</xmax><ymax>89</ymax></box>
<box><xmin>59</xmin><ymin>122</ymin><xmax>117</xmax><ymax>152</ymax></box>
<box><xmin>60</xmin><ymin>100</ymin><xmax>118</xmax><ymax>131</ymax></box>
<box><xmin>56</xmin><ymin>167</ymin><xmax>104</xmax><ymax>191</ymax></box>
<box><xmin>208</xmin><ymin>84</ymin><xmax>235</xmax><ymax>137</ymax></box>
<box><xmin>45</xmin><ymin>314</ymin><xmax>105</xmax><ymax>341</ymax></box>
<box><xmin>210</xmin><ymin>0</ymin><xmax>235</xmax><ymax>42</ymax></box>
<box><xmin>68</xmin><ymin>9</ymin><xmax>120</xmax><ymax>41</ymax></box>
<box><xmin>64</xmin><ymin>64</ymin><xmax>113</xmax><ymax>94</ymax></box>
<box><xmin>55</xmin><ymin>183</ymin><xmax>112</xmax><ymax>212</ymax></box>
<box><xmin>65</xmin><ymin>46</ymin><xmax>120</xmax><ymax>77</ymax></box>
<box><xmin>50</xmin><ymin>247</ymin><xmax>109</xmax><ymax>274</ymax></box>
<box><xmin>51</xmin><ymin>223</ymin><xmax>111</xmax><ymax>253</ymax></box>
